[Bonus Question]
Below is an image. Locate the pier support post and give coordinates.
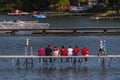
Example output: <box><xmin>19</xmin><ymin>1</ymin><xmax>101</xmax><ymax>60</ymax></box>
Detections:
<box><xmin>25</xmin><ymin>58</ymin><xmax>28</xmax><ymax>69</ymax></box>
<box><xmin>42</xmin><ymin>29</ymin><xmax>46</xmax><ymax>36</ymax></box>
<box><xmin>11</xmin><ymin>30</ymin><xmax>16</xmax><ymax>35</ymax></box>
<box><xmin>103</xmin><ymin>29</ymin><xmax>107</xmax><ymax>35</ymax></box>
<box><xmin>31</xmin><ymin>58</ymin><xmax>34</xmax><ymax>68</ymax></box>
<box><xmin>15</xmin><ymin>58</ymin><xmax>20</xmax><ymax>68</ymax></box>
<box><xmin>73</xmin><ymin>29</ymin><xmax>77</xmax><ymax>35</ymax></box>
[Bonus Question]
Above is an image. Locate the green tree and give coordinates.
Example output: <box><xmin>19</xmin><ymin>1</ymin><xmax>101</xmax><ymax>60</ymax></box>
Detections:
<box><xmin>69</xmin><ymin>0</ymin><xmax>78</xmax><ymax>5</ymax></box>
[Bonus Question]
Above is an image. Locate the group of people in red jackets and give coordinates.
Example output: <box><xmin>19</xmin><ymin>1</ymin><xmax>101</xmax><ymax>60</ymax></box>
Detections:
<box><xmin>38</xmin><ymin>44</ymin><xmax>89</xmax><ymax>57</ymax></box>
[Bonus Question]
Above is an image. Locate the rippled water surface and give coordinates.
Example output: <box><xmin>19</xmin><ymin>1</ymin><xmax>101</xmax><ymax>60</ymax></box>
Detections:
<box><xmin>0</xmin><ymin>15</ymin><xmax>120</xmax><ymax>80</ymax></box>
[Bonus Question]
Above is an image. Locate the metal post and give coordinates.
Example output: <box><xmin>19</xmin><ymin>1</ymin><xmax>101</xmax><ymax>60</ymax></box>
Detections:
<box><xmin>15</xmin><ymin>58</ymin><xmax>20</xmax><ymax>68</ymax></box>
<box><xmin>103</xmin><ymin>29</ymin><xmax>107</xmax><ymax>35</ymax></box>
<box><xmin>101</xmin><ymin>58</ymin><xmax>105</xmax><ymax>68</ymax></box>
<box><xmin>73</xmin><ymin>29</ymin><xmax>77</xmax><ymax>35</ymax></box>
<box><xmin>42</xmin><ymin>29</ymin><xmax>46</xmax><ymax>36</ymax></box>
<box><xmin>25</xmin><ymin>58</ymin><xmax>28</xmax><ymax>69</ymax></box>
<box><xmin>12</xmin><ymin>59</ymin><xmax>15</xmax><ymax>68</ymax></box>
<box><xmin>11</xmin><ymin>30</ymin><xmax>15</xmax><ymax>35</ymax></box>
<box><xmin>31</xmin><ymin>58</ymin><xmax>33</xmax><ymax>68</ymax></box>
<box><xmin>25</xmin><ymin>47</ymin><xmax>27</xmax><ymax>55</ymax></box>
<box><xmin>98</xmin><ymin>57</ymin><xmax>101</xmax><ymax>68</ymax></box>
<box><xmin>31</xmin><ymin>46</ymin><xmax>33</xmax><ymax>56</ymax></box>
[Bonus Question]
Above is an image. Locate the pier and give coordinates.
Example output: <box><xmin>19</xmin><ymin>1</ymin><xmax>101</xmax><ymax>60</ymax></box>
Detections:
<box><xmin>40</xmin><ymin>12</ymin><xmax>96</xmax><ymax>17</ymax></box>
<box><xmin>90</xmin><ymin>13</ymin><xmax>120</xmax><ymax>20</ymax></box>
<box><xmin>91</xmin><ymin>16</ymin><xmax>120</xmax><ymax>20</ymax></box>
<box><xmin>0</xmin><ymin>27</ymin><xmax>120</xmax><ymax>36</ymax></box>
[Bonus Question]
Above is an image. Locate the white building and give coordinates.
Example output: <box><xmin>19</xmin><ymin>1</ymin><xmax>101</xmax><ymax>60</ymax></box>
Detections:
<box><xmin>87</xmin><ymin>0</ymin><xmax>98</xmax><ymax>6</ymax></box>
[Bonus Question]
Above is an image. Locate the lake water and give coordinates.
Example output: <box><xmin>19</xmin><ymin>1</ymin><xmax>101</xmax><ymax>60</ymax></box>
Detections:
<box><xmin>0</xmin><ymin>15</ymin><xmax>120</xmax><ymax>80</ymax></box>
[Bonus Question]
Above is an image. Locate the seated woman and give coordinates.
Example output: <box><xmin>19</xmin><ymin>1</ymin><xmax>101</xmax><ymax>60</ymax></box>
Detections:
<box><xmin>53</xmin><ymin>46</ymin><xmax>59</xmax><ymax>61</ymax></box>
<box><xmin>38</xmin><ymin>46</ymin><xmax>44</xmax><ymax>56</ymax></box>
<box><xmin>38</xmin><ymin>46</ymin><xmax>44</xmax><ymax>62</ymax></box>
<box><xmin>67</xmin><ymin>45</ymin><xmax>73</xmax><ymax>62</ymax></box>
<box><xmin>67</xmin><ymin>45</ymin><xmax>73</xmax><ymax>56</ymax></box>
<box><xmin>53</xmin><ymin>46</ymin><xmax>59</xmax><ymax>56</ymax></box>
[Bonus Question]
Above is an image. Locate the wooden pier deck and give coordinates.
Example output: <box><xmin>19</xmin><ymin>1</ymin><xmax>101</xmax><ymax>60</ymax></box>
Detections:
<box><xmin>0</xmin><ymin>27</ymin><xmax>120</xmax><ymax>36</ymax></box>
<box><xmin>0</xmin><ymin>55</ymin><xmax>119</xmax><ymax>58</ymax></box>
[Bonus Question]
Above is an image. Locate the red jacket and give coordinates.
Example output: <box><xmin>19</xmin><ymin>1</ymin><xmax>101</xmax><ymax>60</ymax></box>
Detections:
<box><xmin>53</xmin><ymin>47</ymin><xmax>59</xmax><ymax>51</ymax></box>
<box><xmin>60</xmin><ymin>48</ymin><xmax>67</xmax><ymax>56</ymax></box>
<box><xmin>73</xmin><ymin>48</ymin><xmax>80</xmax><ymax>54</ymax></box>
<box><xmin>82</xmin><ymin>47</ymin><xmax>88</xmax><ymax>56</ymax></box>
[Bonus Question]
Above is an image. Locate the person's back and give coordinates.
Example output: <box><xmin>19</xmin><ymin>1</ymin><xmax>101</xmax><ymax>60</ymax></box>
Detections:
<box><xmin>60</xmin><ymin>46</ymin><xmax>67</xmax><ymax>56</ymax></box>
<box><xmin>45</xmin><ymin>45</ymin><xmax>52</xmax><ymax>56</ymax></box>
<box><xmin>38</xmin><ymin>47</ymin><xmax>44</xmax><ymax>56</ymax></box>
<box><xmin>53</xmin><ymin>46</ymin><xmax>59</xmax><ymax>56</ymax></box>
<box><xmin>82</xmin><ymin>47</ymin><xmax>89</xmax><ymax>56</ymax></box>
<box><xmin>102</xmin><ymin>40</ymin><xmax>107</xmax><ymax>55</ymax></box>
<box><xmin>73</xmin><ymin>46</ymin><xmax>80</xmax><ymax>56</ymax></box>
<box><xmin>67</xmin><ymin>46</ymin><xmax>73</xmax><ymax>56</ymax></box>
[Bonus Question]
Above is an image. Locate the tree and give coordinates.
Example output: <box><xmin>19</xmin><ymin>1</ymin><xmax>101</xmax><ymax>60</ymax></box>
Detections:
<box><xmin>69</xmin><ymin>0</ymin><xmax>78</xmax><ymax>6</ymax></box>
<box><xmin>108</xmin><ymin>0</ymin><xmax>120</xmax><ymax>13</ymax></box>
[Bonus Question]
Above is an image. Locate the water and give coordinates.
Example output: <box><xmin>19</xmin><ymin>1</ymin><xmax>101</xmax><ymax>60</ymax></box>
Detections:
<box><xmin>0</xmin><ymin>15</ymin><xmax>120</xmax><ymax>80</ymax></box>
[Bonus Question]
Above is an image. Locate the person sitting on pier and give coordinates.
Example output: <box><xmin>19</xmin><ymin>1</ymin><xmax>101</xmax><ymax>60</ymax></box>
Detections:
<box><xmin>60</xmin><ymin>46</ymin><xmax>67</xmax><ymax>62</ymax></box>
<box><xmin>38</xmin><ymin>46</ymin><xmax>44</xmax><ymax>62</ymax></box>
<box><xmin>60</xmin><ymin>46</ymin><xmax>67</xmax><ymax>56</ymax></box>
<box><xmin>38</xmin><ymin>46</ymin><xmax>44</xmax><ymax>56</ymax></box>
<box><xmin>72</xmin><ymin>46</ymin><xmax>80</xmax><ymax>64</ymax></box>
<box><xmin>81</xmin><ymin>47</ymin><xmax>89</xmax><ymax>61</ymax></box>
<box><xmin>67</xmin><ymin>45</ymin><xmax>73</xmax><ymax>62</ymax></box>
<box><xmin>45</xmin><ymin>44</ymin><xmax>52</xmax><ymax>56</ymax></box>
<box><xmin>99</xmin><ymin>40</ymin><xmax>107</xmax><ymax>56</ymax></box>
<box><xmin>99</xmin><ymin>40</ymin><xmax>103</xmax><ymax>56</ymax></box>
<box><xmin>45</xmin><ymin>44</ymin><xmax>52</xmax><ymax>62</ymax></box>
<box><xmin>53</xmin><ymin>46</ymin><xmax>59</xmax><ymax>61</ymax></box>
<box><xmin>102</xmin><ymin>40</ymin><xmax>107</xmax><ymax>56</ymax></box>
<box><xmin>67</xmin><ymin>45</ymin><xmax>73</xmax><ymax>56</ymax></box>
<box><xmin>73</xmin><ymin>46</ymin><xmax>80</xmax><ymax>56</ymax></box>
<box><xmin>53</xmin><ymin>46</ymin><xmax>59</xmax><ymax>56</ymax></box>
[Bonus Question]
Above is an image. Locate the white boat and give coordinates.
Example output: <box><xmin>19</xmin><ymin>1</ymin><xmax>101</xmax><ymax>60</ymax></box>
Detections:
<box><xmin>0</xmin><ymin>20</ymin><xmax>49</xmax><ymax>29</ymax></box>
<box><xmin>8</xmin><ymin>10</ymin><xmax>29</xmax><ymax>15</ymax></box>
<box><xmin>32</xmin><ymin>14</ymin><xmax>46</xmax><ymax>19</ymax></box>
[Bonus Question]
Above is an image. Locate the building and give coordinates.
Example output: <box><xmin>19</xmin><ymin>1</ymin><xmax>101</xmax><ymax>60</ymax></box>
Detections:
<box><xmin>87</xmin><ymin>0</ymin><xmax>98</xmax><ymax>6</ymax></box>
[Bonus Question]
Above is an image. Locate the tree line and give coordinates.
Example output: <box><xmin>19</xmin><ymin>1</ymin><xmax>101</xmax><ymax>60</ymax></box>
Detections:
<box><xmin>0</xmin><ymin>0</ymin><xmax>119</xmax><ymax>12</ymax></box>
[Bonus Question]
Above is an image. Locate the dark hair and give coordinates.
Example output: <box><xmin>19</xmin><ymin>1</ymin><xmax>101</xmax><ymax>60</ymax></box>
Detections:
<box><xmin>75</xmin><ymin>46</ymin><xmax>78</xmax><ymax>48</ymax></box>
<box><xmin>62</xmin><ymin>46</ymin><xmax>64</xmax><ymax>48</ymax></box>
<box><xmin>69</xmin><ymin>45</ymin><xmax>71</xmax><ymax>48</ymax></box>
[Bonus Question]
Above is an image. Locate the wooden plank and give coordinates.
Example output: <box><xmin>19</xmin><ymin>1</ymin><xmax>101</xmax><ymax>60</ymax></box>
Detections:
<box><xmin>0</xmin><ymin>55</ymin><xmax>119</xmax><ymax>58</ymax></box>
<box><xmin>0</xmin><ymin>27</ymin><xmax>120</xmax><ymax>36</ymax></box>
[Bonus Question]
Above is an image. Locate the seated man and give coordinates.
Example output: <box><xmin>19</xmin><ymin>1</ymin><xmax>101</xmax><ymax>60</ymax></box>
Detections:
<box><xmin>81</xmin><ymin>47</ymin><xmax>89</xmax><ymax>61</ymax></box>
<box><xmin>73</xmin><ymin>46</ymin><xmax>80</xmax><ymax>56</ymax></box>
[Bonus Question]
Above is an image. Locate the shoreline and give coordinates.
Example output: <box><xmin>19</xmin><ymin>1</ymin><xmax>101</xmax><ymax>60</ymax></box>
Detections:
<box><xmin>0</xmin><ymin>12</ymin><xmax>97</xmax><ymax>16</ymax></box>
<box><xmin>0</xmin><ymin>12</ymin><xmax>120</xmax><ymax>18</ymax></box>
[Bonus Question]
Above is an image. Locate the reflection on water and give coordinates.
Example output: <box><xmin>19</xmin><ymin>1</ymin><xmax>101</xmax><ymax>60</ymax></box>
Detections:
<box><xmin>81</xmin><ymin>67</ymin><xmax>88</xmax><ymax>77</ymax></box>
<box><xmin>38</xmin><ymin>67</ymin><xmax>89</xmax><ymax>80</ymax></box>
